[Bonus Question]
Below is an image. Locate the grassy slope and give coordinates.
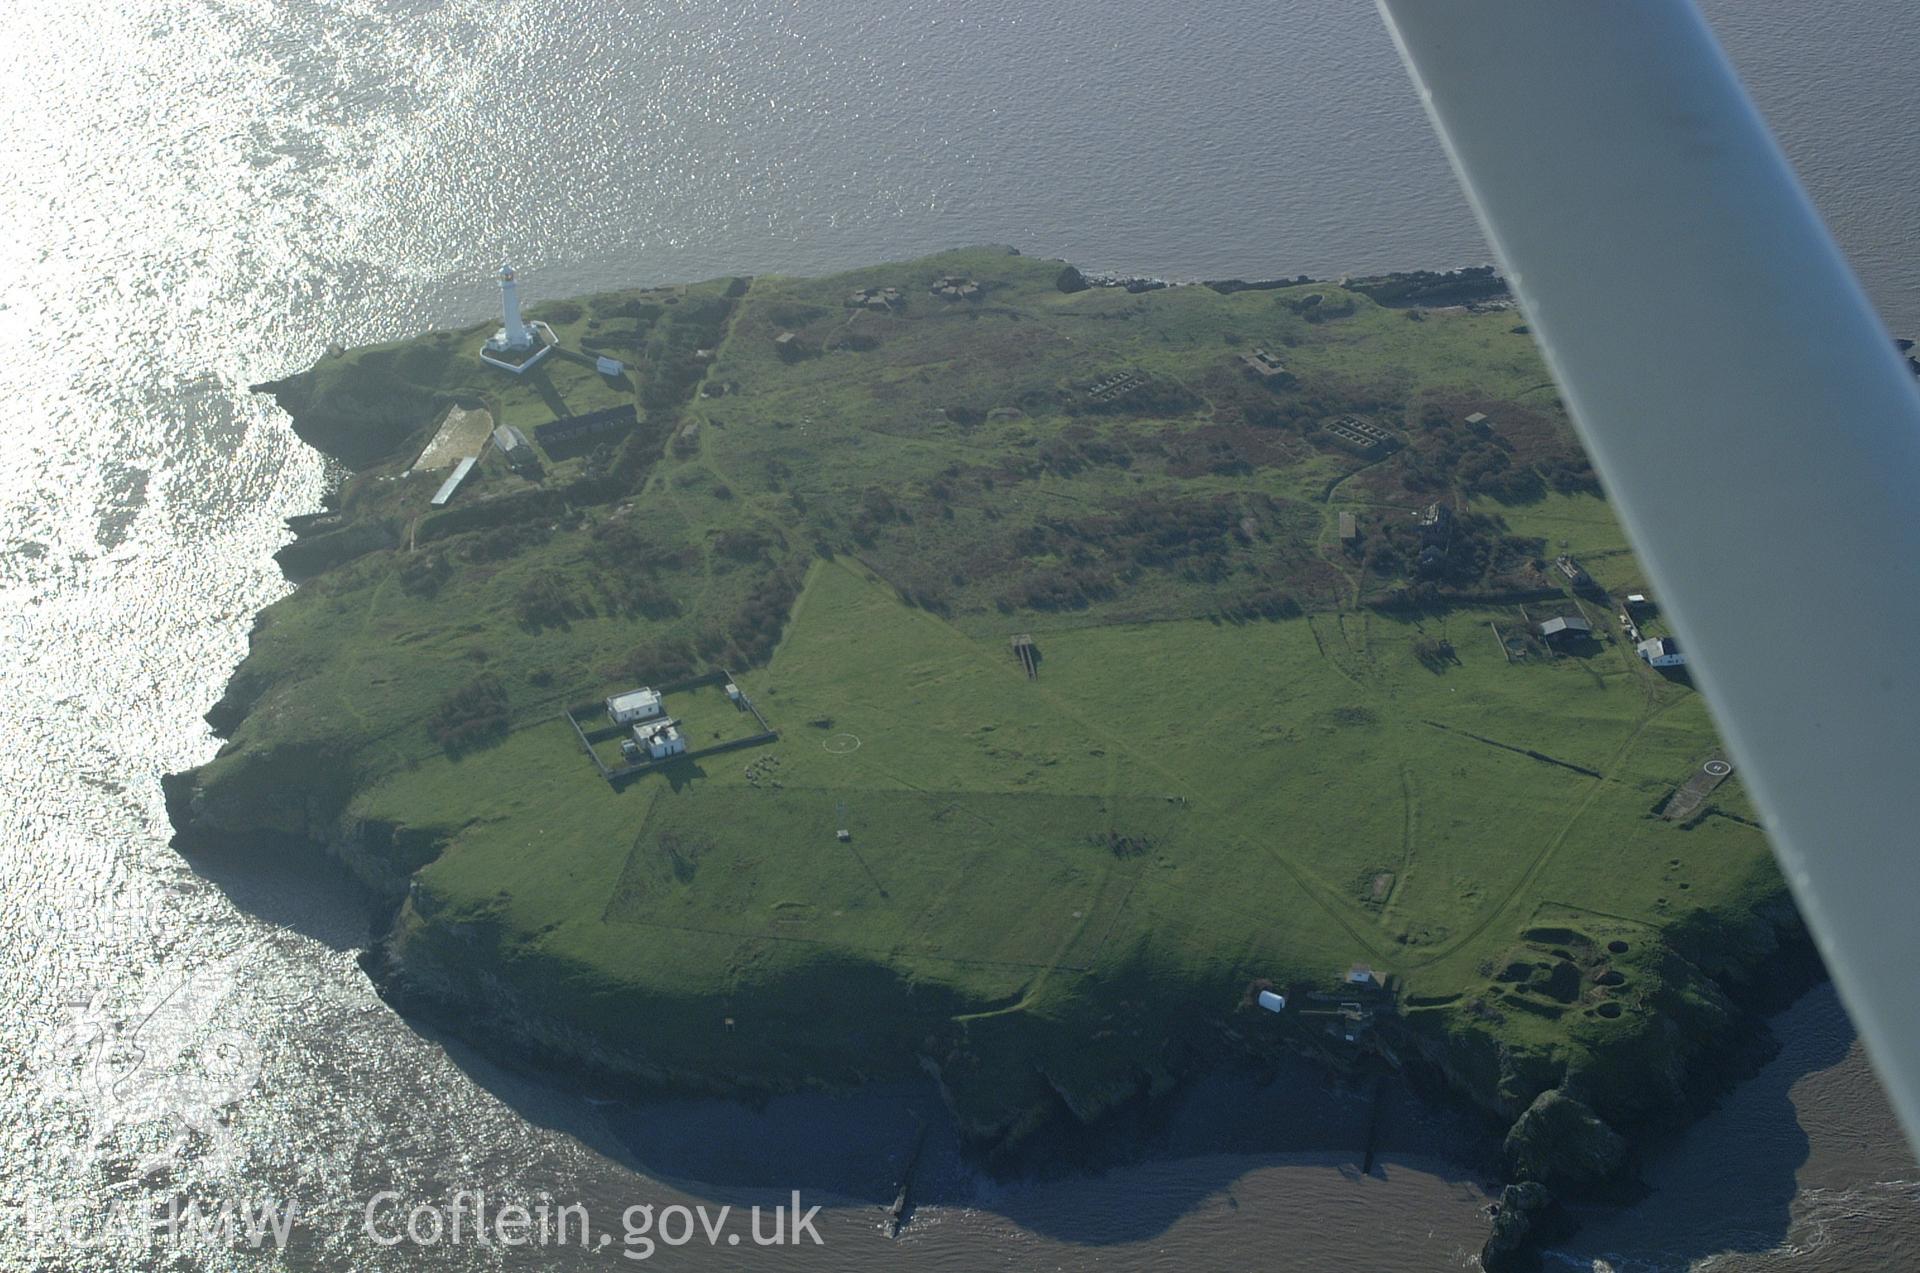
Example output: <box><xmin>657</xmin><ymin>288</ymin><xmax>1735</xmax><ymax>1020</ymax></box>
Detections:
<box><xmin>189</xmin><ymin>248</ymin><xmax>1785</xmax><ymax>1143</ymax></box>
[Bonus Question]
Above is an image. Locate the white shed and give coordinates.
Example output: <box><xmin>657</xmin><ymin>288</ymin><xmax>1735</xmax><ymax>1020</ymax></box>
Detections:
<box><xmin>1637</xmin><ymin>636</ymin><xmax>1687</xmax><ymax>668</ymax></box>
<box><xmin>724</xmin><ymin>682</ymin><xmax>742</xmax><ymax>703</ymax></box>
<box><xmin>606</xmin><ymin>687</ymin><xmax>663</xmax><ymax>725</ymax></box>
<box><xmin>596</xmin><ymin>355</ymin><xmax>624</xmax><ymax>376</ymax></box>
<box><xmin>1257</xmin><ymin>989</ymin><xmax>1286</xmax><ymax>1013</ymax></box>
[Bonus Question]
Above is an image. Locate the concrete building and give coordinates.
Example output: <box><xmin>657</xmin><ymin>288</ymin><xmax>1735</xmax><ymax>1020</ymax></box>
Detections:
<box><xmin>1257</xmin><ymin>989</ymin><xmax>1287</xmax><ymax>1013</ymax></box>
<box><xmin>596</xmin><ymin>355</ymin><xmax>624</xmax><ymax>376</ymax></box>
<box><xmin>606</xmin><ymin>687</ymin><xmax>664</xmax><ymax>725</ymax></box>
<box><xmin>1239</xmin><ymin>348</ymin><xmax>1294</xmax><ymax>383</ymax></box>
<box><xmin>1346</xmin><ymin>964</ymin><xmax>1382</xmax><ymax>989</ymax></box>
<box><xmin>930</xmin><ymin>276</ymin><xmax>982</xmax><ymax>301</ymax></box>
<box><xmin>1637</xmin><ymin>636</ymin><xmax>1688</xmax><ymax>668</ymax></box>
<box><xmin>634</xmin><ymin>717</ymin><xmax>687</xmax><ymax>760</ymax></box>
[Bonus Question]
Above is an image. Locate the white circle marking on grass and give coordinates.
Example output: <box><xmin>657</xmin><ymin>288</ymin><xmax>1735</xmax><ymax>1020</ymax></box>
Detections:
<box><xmin>1703</xmin><ymin>759</ymin><xmax>1732</xmax><ymax>777</ymax></box>
<box><xmin>823</xmin><ymin>732</ymin><xmax>862</xmax><ymax>754</ymax></box>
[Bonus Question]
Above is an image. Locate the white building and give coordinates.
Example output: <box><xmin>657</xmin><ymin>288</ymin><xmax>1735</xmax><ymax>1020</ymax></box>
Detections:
<box><xmin>1637</xmin><ymin>636</ymin><xmax>1688</xmax><ymax>668</ymax></box>
<box><xmin>724</xmin><ymin>682</ymin><xmax>742</xmax><ymax>704</ymax></box>
<box><xmin>429</xmin><ymin>455</ymin><xmax>477</xmax><ymax>507</ymax></box>
<box><xmin>1346</xmin><ymin>964</ymin><xmax>1381</xmax><ymax>988</ymax></box>
<box><xmin>596</xmin><ymin>355</ymin><xmax>624</xmax><ymax>376</ymax></box>
<box><xmin>606</xmin><ymin>687</ymin><xmax>663</xmax><ymax>725</ymax></box>
<box><xmin>1257</xmin><ymin>989</ymin><xmax>1286</xmax><ymax>1013</ymax></box>
<box><xmin>634</xmin><ymin>717</ymin><xmax>687</xmax><ymax>760</ymax></box>
<box><xmin>479</xmin><ymin>263</ymin><xmax>558</xmax><ymax>374</ymax></box>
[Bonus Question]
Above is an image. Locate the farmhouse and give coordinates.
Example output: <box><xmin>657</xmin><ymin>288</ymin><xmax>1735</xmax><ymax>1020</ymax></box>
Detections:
<box><xmin>1536</xmin><ymin>615</ymin><xmax>1593</xmax><ymax>641</ymax></box>
<box><xmin>1638</xmin><ymin>636</ymin><xmax>1688</xmax><ymax>668</ymax></box>
<box><xmin>606</xmin><ymin>687</ymin><xmax>664</xmax><ymax>725</ymax></box>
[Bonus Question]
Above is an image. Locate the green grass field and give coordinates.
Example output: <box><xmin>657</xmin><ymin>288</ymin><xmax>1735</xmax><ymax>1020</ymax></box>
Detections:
<box><xmin>189</xmin><ymin>248</ymin><xmax>1786</xmax><ymax>1145</ymax></box>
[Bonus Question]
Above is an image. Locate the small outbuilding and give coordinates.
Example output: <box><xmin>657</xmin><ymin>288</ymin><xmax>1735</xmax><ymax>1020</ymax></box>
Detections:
<box><xmin>1637</xmin><ymin>636</ymin><xmax>1687</xmax><ymax>668</ymax></box>
<box><xmin>492</xmin><ymin>424</ymin><xmax>539</xmax><ymax>475</ymax></box>
<box><xmin>596</xmin><ymin>355</ymin><xmax>625</xmax><ymax>376</ymax></box>
<box><xmin>1536</xmin><ymin>615</ymin><xmax>1593</xmax><ymax>641</ymax></box>
<box><xmin>607</xmin><ymin>687</ymin><xmax>664</xmax><ymax>725</ymax></box>
<box><xmin>1346</xmin><ymin>964</ymin><xmax>1382</xmax><ymax>989</ymax></box>
<box><xmin>1257</xmin><ymin>989</ymin><xmax>1287</xmax><ymax>1013</ymax></box>
<box><xmin>1464</xmin><ymin>411</ymin><xmax>1490</xmax><ymax>430</ymax></box>
<box><xmin>429</xmin><ymin>455</ymin><xmax>477</xmax><ymax>507</ymax></box>
<box><xmin>1338</xmin><ymin>511</ymin><xmax>1357</xmax><ymax>541</ymax></box>
<box><xmin>725</xmin><ymin>682</ymin><xmax>743</xmax><ymax>704</ymax></box>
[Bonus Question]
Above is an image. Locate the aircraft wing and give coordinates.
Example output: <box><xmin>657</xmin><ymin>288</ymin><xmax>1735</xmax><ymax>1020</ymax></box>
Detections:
<box><xmin>1376</xmin><ymin>0</ymin><xmax>1920</xmax><ymax>1148</ymax></box>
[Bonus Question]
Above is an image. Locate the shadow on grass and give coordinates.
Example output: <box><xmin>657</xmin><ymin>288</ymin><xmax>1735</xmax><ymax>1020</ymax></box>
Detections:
<box><xmin>526</xmin><ymin>365</ymin><xmax>569</xmax><ymax>420</ymax></box>
<box><xmin>186</xmin><ymin>829</ymin><xmax>1863</xmax><ymax>1254</ymax></box>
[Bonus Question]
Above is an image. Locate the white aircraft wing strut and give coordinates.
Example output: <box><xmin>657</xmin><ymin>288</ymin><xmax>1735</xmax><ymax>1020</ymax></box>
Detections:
<box><xmin>1377</xmin><ymin>0</ymin><xmax>1920</xmax><ymax>1148</ymax></box>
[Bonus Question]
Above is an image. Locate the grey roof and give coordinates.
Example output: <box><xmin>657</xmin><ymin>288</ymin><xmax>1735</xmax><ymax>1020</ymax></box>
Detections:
<box><xmin>429</xmin><ymin>456</ymin><xmax>477</xmax><ymax>507</ymax></box>
<box><xmin>1537</xmin><ymin>615</ymin><xmax>1593</xmax><ymax>637</ymax></box>
<box><xmin>493</xmin><ymin>424</ymin><xmax>531</xmax><ymax>452</ymax></box>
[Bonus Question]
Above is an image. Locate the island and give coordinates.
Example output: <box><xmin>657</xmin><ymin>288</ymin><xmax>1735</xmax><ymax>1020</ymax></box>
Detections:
<box><xmin>166</xmin><ymin>247</ymin><xmax>1813</xmax><ymax>1264</ymax></box>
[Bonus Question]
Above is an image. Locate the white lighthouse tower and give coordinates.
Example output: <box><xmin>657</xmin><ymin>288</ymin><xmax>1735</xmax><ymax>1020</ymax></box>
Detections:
<box><xmin>479</xmin><ymin>261</ymin><xmax>557</xmax><ymax>373</ymax></box>
<box><xmin>491</xmin><ymin>262</ymin><xmax>533</xmax><ymax>351</ymax></box>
